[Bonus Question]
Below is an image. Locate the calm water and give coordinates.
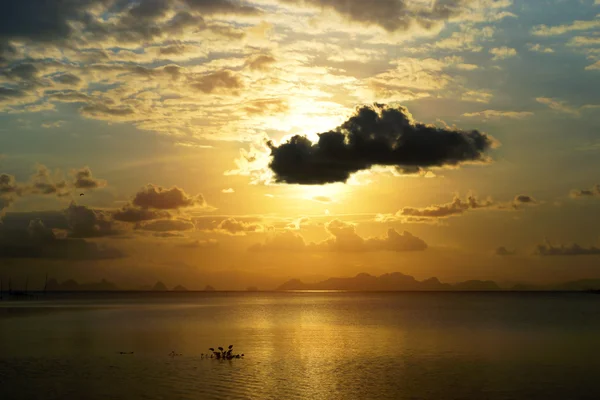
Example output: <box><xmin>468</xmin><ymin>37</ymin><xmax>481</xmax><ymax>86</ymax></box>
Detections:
<box><xmin>1</xmin><ymin>292</ymin><xmax>599</xmax><ymax>400</ymax></box>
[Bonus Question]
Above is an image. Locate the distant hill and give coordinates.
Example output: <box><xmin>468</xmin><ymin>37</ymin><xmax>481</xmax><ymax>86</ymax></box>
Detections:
<box><xmin>276</xmin><ymin>273</ymin><xmax>600</xmax><ymax>292</ymax></box>
<box><xmin>204</xmin><ymin>285</ymin><xmax>216</xmax><ymax>291</ymax></box>
<box><xmin>172</xmin><ymin>285</ymin><xmax>188</xmax><ymax>291</ymax></box>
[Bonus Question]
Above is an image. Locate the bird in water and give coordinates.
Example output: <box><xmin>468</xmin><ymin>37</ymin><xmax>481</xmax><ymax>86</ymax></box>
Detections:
<box><xmin>79</xmin><ymin>193</ymin><xmax>84</xmax><ymax>196</ymax></box>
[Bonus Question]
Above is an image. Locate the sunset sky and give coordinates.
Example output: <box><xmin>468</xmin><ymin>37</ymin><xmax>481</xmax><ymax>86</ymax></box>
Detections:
<box><xmin>1</xmin><ymin>0</ymin><xmax>600</xmax><ymax>289</ymax></box>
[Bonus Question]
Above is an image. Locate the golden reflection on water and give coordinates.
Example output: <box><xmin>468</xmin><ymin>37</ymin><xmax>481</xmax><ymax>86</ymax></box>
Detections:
<box><xmin>1</xmin><ymin>293</ymin><xmax>600</xmax><ymax>400</ymax></box>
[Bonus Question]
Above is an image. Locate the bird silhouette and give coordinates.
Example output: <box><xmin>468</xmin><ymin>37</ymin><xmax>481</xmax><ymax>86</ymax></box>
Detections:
<box><xmin>79</xmin><ymin>193</ymin><xmax>84</xmax><ymax>196</ymax></box>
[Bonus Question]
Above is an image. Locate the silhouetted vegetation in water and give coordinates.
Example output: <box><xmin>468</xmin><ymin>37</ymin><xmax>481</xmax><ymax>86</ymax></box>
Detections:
<box><xmin>201</xmin><ymin>345</ymin><xmax>244</xmax><ymax>360</ymax></box>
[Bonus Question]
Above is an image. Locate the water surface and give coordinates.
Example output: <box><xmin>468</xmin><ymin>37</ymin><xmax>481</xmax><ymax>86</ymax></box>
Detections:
<box><xmin>1</xmin><ymin>292</ymin><xmax>599</xmax><ymax>399</ymax></box>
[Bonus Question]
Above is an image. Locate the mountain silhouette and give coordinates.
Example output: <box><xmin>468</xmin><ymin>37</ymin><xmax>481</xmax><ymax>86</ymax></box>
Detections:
<box><xmin>274</xmin><ymin>272</ymin><xmax>596</xmax><ymax>291</ymax></box>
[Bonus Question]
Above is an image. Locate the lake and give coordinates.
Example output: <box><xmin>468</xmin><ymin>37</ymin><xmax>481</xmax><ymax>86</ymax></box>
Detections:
<box><xmin>1</xmin><ymin>292</ymin><xmax>599</xmax><ymax>399</ymax></box>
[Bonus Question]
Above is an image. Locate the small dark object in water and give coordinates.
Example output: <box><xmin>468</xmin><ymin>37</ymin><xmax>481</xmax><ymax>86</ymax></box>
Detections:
<box><xmin>80</xmin><ymin>193</ymin><xmax>84</xmax><ymax>196</ymax></box>
<box><xmin>118</xmin><ymin>351</ymin><xmax>134</xmax><ymax>355</ymax></box>
<box><xmin>206</xmin><ymin>345</ymin><xmax>244</xmax><ymax>360</ymax></box>
<box><xmin>169</xmin><ymin>351</ymin><xmax>182</xmax><ymax>357</ymax></box>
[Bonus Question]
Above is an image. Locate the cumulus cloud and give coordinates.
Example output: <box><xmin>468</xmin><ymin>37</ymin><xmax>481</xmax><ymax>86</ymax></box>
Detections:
<box><xmin>71</xmin><ymin>166</ymin><xmax>107</xmax><ymax>189</ymax></box>
<box><xmin>535</xmin><ymin>241</ymin><xmax>600</xmax><ymax>256</ymax></box>
<box><xmin>570</xmin><ymin>184</ymin><xmax>600</xmax><ymax>198</ymax></box>
<box><xmin>132</xmin><ymin>184</ymin><xmax>205</xmax><ymax>209</ymax></box>
<box><xmin>112</xmin><ymin>205</ymin><xmax>171</xmax><ymax>222</ymax></box>
<box><xmin>65</xmin><ymin>202</ymin><xmax>120</xmax><ymax>238</ymax></box>
<box><xmin>267</xmin><ymin>104</ymin><xmax>496</xmax><ymax>185</ymax></box>
<box><xmin>29</xmin><ymin>165</ymin><xmax>70</xmax><ymax>196</ymax></box>
<box><xmin>527</xmin><ymin>43</ymin><xmax>554</xmax><ymax>53</ymax></box>
<box><xmin>202</xmin><ymin>217</ymin><xmax>264</xmax><ymax>235</ymax></box>
<box><xmin>249</xmin><ymin>219</ymin><xmax>427</xmax><ymax>253</ymax></box>
<box><xmin>489</xmin><ymin>46</ymin><xmax>517</xmax><ymax>60</ymax></box>
<box><xmin>0</xmin><ymin>217</ymin><xmax>124</xmax><ymax>260</ymax></box>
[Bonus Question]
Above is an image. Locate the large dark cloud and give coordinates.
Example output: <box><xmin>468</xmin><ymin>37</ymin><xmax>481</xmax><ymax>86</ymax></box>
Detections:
<box><xmin>267</xmin><ymin>104</ymin><xmax>495</xmax><ymax>184</ymax></box>
<box><xmin>535</xmin><ymin>241</ymin><xmax>600</xmax><ymax>256</ymax></box>
<box><xmin>65</xmin><ymin>202</ymin><xmax>120</xmax><ymax>238</ymax></box>
<box><xmin>0</xmin><ymin>217</ymin><xmax>124</xmax><ymax>260</ymax></box>
<box><xmin>132</xmin><ymin>184</ymin><xmax>205</xmax><ymax>209</ymax></box>
<box><xmin>0</xmin><ymin>0</ymin><xmax>260</xmax><ymax>54</ymax></box>
<box><xmin>278</xmin><ymin>0</ymin><xmax>466</xmax><ymax>32</ymax></box>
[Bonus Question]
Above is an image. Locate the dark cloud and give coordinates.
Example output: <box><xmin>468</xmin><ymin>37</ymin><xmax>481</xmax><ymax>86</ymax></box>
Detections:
<box><xmin>52</xmin><ymin>73</ymin><xmax>82</xmax><ymax>85</ymax></box>
<box><xmin>278</xmin><ymin>0</ymin><xmax>465</xmax><ymax>32</ymax></box>
<box><xmin>0</xmin><ymin>0</ymin><xmax>258</xmax><ymax>52</ymax></box>
<box><xmin>46</xmin><ymin>90</ymin><xmax>92</xmax><ymax>103</ymax></box>
<box><xmin>132</xmin><ymin>184</ymin><xmax>205</xmax><ymax>209</ymax></box>
<box><xmin>182</xmin><ymin>0</ymin><xmax>260</xmax><ymax>15</ymax></box>
<box><xmin>495</xmin><ymin>246</ymin><xmax>515</xmax><ymax>256</ymax></box>
<box><xmin>136</xmin><ymin>218</ymin><xmax>195</xmax><ymax>232</ymax></box>
<box><xmin>0</xmin><ymin>173</ymin><xmax>21</xmax><ymax>195</ymax></box>
<box><xmin>246</xmin><ymin>54</ymin><xmax>276</xmax><ymax>71</ymax></box>
<box><xmin>250</xmin><ymin>219</ymin><xmax>427</xmax><ymax>252</ymax></box>
<box><xmin>190</xmin><ymin>70</ymin><xmax>243</xmax><ymax>94</ymax></box>
<box><xmin>0</xmin><ymin>217</ymin><xmax>124</xmax><ymax>260</ymax></box>
<box><xmin>65</xmin><ymin>202</ymin><xmax>120</xmax><ymax>238</ymax></box>
<box><xmin>153</xmin><ymin>231</ymin><xmax>185</xmax><ymax>238</ymax></box>
<box><xmin>535</xmin><ymin>241</ymin><xmax>600</xmax><ymax>256</ymax></box>
<box><xmin>0</xmin><ymin>174</ymin><xmax>22</xmax><ymax>214</ymax></box>
<box><xmin>514</xmin><ymin>195</ymin><xmax>537</xmax><ymax>204</ymax></box>
<box><xmin>400</xmin><ymin>194</ymin><xmax>494</xmax><ymax>219</ymax></box>
<box><xmin>268</xmin><ymin>104</ymin><xmax>495</xmax><ymax>184</ymax></box>
<box><xmin>71</xmin><ymin>166</ymin><xmax>107</xmax><ymax>189</ymax></box>
<box><xmin>80</xmin><ymin>103</ymin><xmax>135</xmax><ymax>118</ymax></box>
<box><xmin>570</xmin><ymin>184</ymin><xmax>600</xmax><ymax>198</ymax></box>
<box><xmin>0</xmin><ymin>87</ymin><xmax>27</xmax><ymax>101</ymax></box>
<box><xmin>2</xmin><ymin>63</ymin><xmax>39</xmax><ymax>82</ymax></box>
<box><xmin>112</xmin><ymin>205</ymin><xmax>171</xmax><ymax>222</ymax></box>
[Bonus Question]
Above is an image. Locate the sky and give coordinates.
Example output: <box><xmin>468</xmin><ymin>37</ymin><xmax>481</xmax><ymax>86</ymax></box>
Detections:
<box><xmin>1</xmin><ymin>0</ymin><xmax>600</xmax><ymax>290</ymax></box>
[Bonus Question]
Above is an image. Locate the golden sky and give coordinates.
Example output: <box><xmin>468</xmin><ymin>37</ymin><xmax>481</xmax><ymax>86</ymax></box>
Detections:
<box><xmin>1</xmin><ymin>0</ymin><xmax>600</xmax><ymax>289</ymax></box>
